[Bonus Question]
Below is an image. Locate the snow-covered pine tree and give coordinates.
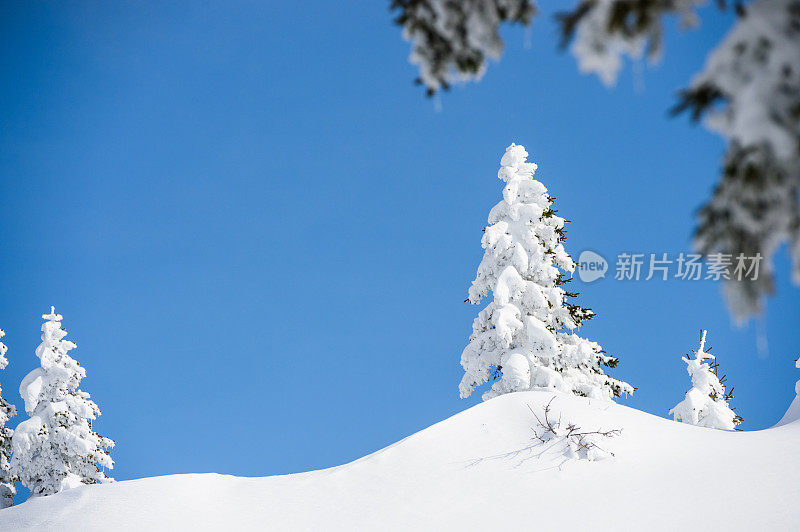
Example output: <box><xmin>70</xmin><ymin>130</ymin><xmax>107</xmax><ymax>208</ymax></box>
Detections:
<box><xmin>670</xmin><ymin>329</ymin><xmax>742</xmax><ymax>430</ymax></box>
<box><xmin>0</xmin><ymin>330</ymin><xmax>16</xmax><ymax>508</ymax></box>
<box><xmin>10</xmin><ymin>307</ymin><xmax>114</xmax><ymax>497</ymax></box>
<box><xmin>459</xmin><ymin>143</ymin><xmax>634</xmax><ymax>401</ymax></box>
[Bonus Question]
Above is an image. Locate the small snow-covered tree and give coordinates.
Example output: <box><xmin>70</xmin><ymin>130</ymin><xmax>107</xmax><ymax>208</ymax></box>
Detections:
<box><xmin>670</xmin><ymin>329</ymin><xmax>743</xmax><ymax>430</ymax></box>
<box><xmin>10</xmin><ymin>307</ymin><xmax>114</xmax><ymax>497</ymax></box>
<box><xmin>0</xmin><ymin>330</ymin><xmax>16</xmax><ymax>508</ymax></box>
<box><xmin>459</xmin><ymin>143</ymin><xmax>634</xmax><ymax>401</ymax></box>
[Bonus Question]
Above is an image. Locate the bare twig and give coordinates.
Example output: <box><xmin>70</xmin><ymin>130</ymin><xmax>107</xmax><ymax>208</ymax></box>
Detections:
<box><xmin>528</xmin><ymin>397</ymin><xmax>622</xmax><ymax>459</ymax></box>
<box><xmin>465</xmin><ymin>396</ymin><xmax>623</xmax><ymax>472</ymax></box>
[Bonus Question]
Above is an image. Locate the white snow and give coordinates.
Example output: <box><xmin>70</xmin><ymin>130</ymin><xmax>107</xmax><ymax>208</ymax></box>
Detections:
<box><xmin>776</xmin><ymin>396</ymin><xmax>800</xmax><ymax>427</ymax></box>
<box><xmin>0</xmin><ymin>390</ymin><xmax>797</xmax><ymax>530</ymax></box>
<box><xmin>18</xmin><ymin>368</ymin><xmax>44</xmax><ymax>416</ymax></box>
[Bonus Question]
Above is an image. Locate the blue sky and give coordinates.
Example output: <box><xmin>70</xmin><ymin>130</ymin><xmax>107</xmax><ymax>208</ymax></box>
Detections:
<box><xmin>1</xmin><ymin>1</ymin><xmax>797</xmax><ymax>485</ymax></box>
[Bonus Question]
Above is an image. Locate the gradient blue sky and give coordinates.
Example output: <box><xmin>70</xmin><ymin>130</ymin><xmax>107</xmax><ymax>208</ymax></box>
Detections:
<box><xmin>1</xmin><ymin>1</ymin><xmax>798</xmax><ymax>485</ymax></box>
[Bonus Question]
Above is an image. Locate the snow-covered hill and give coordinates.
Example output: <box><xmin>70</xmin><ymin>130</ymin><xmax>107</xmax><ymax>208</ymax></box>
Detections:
<box><xmin>1</xmin><ymin>390</ymin><xmax>798</xmax><ymax>530</ymax></box>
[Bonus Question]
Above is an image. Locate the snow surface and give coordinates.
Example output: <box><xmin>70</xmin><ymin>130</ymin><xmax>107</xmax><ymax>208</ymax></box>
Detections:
<box><xmin>1</xmin><ymin>390</ymin><xmax>798</xmax><ymax>530</ymax></box>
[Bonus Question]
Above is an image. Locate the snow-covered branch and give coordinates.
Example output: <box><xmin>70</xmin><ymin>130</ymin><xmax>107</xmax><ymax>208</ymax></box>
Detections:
<box><xmin>557</xmin><ymin>0</ymin><xmax>708</xmax><ymax>86</ymax></box>
<box><xmin>675</xmin><ymin>0</ymin><xmax>800</xmax><ymax>321</ymax></box>
<box><xmin>391</xmin><ymin>0</ymin><xmax>537</xmax><ymax>95</ymax></box>
<box><xmin>528</xmin><ymin>397</ymin><xmax>621</xmax><ymax>461</ymax></box>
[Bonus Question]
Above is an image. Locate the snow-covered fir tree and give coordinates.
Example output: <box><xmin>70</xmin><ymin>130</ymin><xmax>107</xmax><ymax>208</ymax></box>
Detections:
<box><xmin>0</xmin><ymin>330</ymin><xmax>16</xmax><ymax>509</ymax></box>
<box><xmin>670</xmin><ymin>330</ymin><xmax>742</xmax><ymax>430</ymax></box>
<box><xmin>10</xmin><ymin>307</ymin><xmax>114</xmax><ymax>497</ymax></box>
<box><xmin>459</xmin><ymin>143</ymin><xmax>634</xmax><ymax>401</ymax></box>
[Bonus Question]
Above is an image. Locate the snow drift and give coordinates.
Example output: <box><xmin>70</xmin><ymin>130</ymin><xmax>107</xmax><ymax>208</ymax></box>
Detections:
<box><xmin>1</xmin><ymin>390</ymin><xmax>798</xmax><ymax>530</ymax></box>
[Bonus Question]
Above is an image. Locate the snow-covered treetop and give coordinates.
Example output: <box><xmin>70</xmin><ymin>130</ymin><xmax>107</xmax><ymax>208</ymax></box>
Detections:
<box><xmin>467</xmin><ymin>143</ymin><xmax>575</xmax><ymax>308</ymax></box>
<box><xmin>685</xmin><ymin>330</ymin><xmax>713</xmax><ymax>388</ymax></box>
<box><xmin>460</xmin><ymin>143</ymin><xmax>633</xmax><ymax>401</ymax></box>
<box><xmin>43</xmin><ymin>306</ymin><xmax>62</xmax><ymax>322</ymax></box>
<box><xmin>670</xmin><ymin>330</ymin><xmax>742</xmax><ymax>430</ymax></box>
<box><xmin>23</xmin><ymin>306</ymin><xmax>81</xmax><ymax>414</ymax></box>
